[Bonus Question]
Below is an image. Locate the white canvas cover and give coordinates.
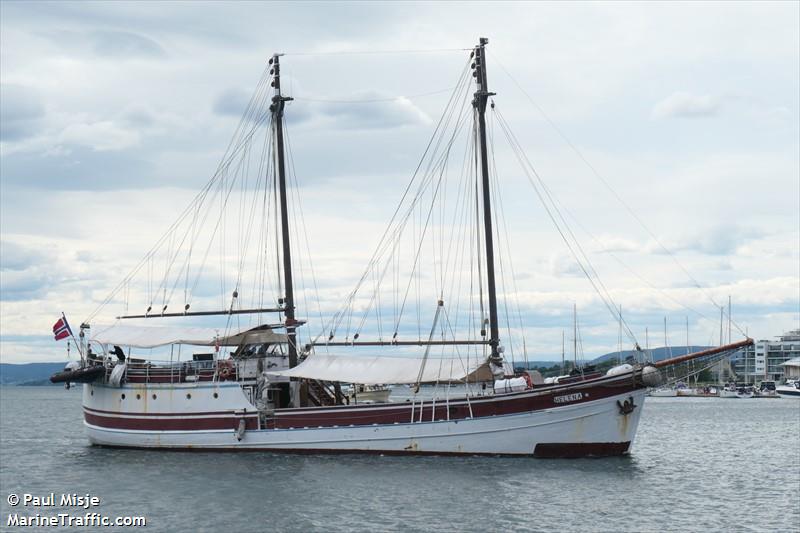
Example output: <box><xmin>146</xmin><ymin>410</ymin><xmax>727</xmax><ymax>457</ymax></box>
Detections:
<box><xmin>267</xmin><ymin>353</ymin><xmax>496</xmax><ymax>384</ymax></box>
<box><xmin>90</xmin><ymin>323</ymin><xmax>287</xmax><ymax>349</ymax></box>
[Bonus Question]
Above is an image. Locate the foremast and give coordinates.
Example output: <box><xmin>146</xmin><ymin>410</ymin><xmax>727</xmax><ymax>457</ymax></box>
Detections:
<box><xmin>269</xmin><ymin>54</ymin><xmax>299</xmax><ymax>372</ymax></box>
<box><xmin>472</xmin><ymin>38</ymin><xmax>502</xmax><ymax>367</ymax></box>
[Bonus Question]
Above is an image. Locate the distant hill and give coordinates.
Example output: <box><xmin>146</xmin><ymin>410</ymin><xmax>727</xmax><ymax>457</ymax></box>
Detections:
<box><xmin>0</xmin><ymin>362</ymin><xmax>66</xmax><ymax>385</ymax></box>
<box><xmin>514</xmin><ymin>361</ymin><xmax>562</xmax><ymax>371</ymax></box>
<box><xmin>591</xmin><ymin>346</ymin><xmax>713</xmax><ymax>365</ymax></box>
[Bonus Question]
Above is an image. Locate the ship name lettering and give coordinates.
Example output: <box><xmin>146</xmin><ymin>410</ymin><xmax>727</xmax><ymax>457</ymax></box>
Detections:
<box><xmin>553</xmin><ymin>393</ymin><xmax>584</xmax><ymax>404</ymax></box>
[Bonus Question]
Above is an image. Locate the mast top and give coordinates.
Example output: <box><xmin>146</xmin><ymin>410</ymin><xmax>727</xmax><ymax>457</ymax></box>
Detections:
<box><xmin>269</xmin><ymin>53</ymin><xmax>293</xmax><ymax>111</ymax></box>
<box><xmin>472</xmin><ymin>38</ymin><xmax>496</xmax><ymax>112</ymax></box>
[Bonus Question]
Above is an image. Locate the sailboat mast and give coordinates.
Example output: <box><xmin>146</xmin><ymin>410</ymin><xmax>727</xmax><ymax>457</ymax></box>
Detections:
<box><xmin>270</xmin><ymin>53</ymin><xmax>298</xmax><ymax>369</ymax></box>
<box><xmin>472</xmin><ymin>37</ymin><xmax>500</xmax><ymax>362</ymax></box>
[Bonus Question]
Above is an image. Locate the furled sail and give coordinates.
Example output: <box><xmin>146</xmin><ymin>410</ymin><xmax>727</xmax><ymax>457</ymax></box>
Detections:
<box><xmin>90</xmin><ymin>323</ymin><xmax>287</xmax><ymax>348</ymax></box>
<box><xmin>267</xmin><ymin>353</ymin><xmax>495</xmax><ymax>384</ymax></box>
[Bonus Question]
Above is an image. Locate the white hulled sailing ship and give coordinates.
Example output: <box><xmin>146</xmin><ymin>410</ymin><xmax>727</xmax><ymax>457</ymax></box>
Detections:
<box><xmin>52</xmin><ymin>39</ymin><xmax>752</xmax><ymax>457</ymax></box>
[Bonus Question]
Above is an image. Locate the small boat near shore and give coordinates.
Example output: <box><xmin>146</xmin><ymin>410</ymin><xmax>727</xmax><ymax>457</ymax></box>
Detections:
<box><xmin>648</xmin><ymin>388</ymin><xmax>677</xmax><ymax>397</ymax></box>
<box><xmin>752</xmin><ymin>381</ymin><xmax>780</xmax><ymax>399</ymax></box>
<box><xmin>346</xmin><ymin>384</ymin><xmax>392</xmax><ymax>404</ymax></box>
<box><xmin>677</xmin><ymin>386</ymin><xmax>719</xmax><ymax>398</ymax></box>
<box><xmin>719</xmin><ymin>383</ymin><xmax>750</xmax><ymax>398</ymax></box>
<box><xmin>776</xmin><ymin>380</ymin><xmax>800</xmax><ymax>399</ymax></box>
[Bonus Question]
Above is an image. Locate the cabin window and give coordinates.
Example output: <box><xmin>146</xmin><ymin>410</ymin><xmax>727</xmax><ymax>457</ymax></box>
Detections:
<box><xmin>213</xmin><ymin>392</ymin><xmax>219</xmax><ymax>399</ymax></box>
<box><xmin>186</xmin><ymin>393</ymin><xmax>192</xmax><ymax>400</ymax></box>
<box><xmin>152</xmin><ymin>394</ymin><xmax>157</xmax><ymax>400</ymax></box>
<box><xmin>121</xmin><ymin>394</ymin><xmax>126</xmax><ymax>400</ymax></box>
<box><xmin>136</xmin><ymin>394</ymin><xmax>141</xmax><ymax>400</ymax></box>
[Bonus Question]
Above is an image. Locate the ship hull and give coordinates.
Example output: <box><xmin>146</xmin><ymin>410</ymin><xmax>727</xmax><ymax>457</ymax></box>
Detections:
<box><xmin>82</xmin><ymin>378</ymin><xmax>645</xmax><ymax>457</ymax></box>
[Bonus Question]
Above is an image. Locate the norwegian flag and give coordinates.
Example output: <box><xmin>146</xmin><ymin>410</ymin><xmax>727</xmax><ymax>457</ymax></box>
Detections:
<box><xmin>52</xmin><ymin>314</ymin><xmax>73</xmax><ymax>341</ymax></box>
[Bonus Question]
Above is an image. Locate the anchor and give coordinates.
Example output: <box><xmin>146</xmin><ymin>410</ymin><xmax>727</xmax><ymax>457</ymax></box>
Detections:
<box><xmin>617</xmin><ymin>396</ymin><xmax>636</xmax><ymax>415</ymax></box>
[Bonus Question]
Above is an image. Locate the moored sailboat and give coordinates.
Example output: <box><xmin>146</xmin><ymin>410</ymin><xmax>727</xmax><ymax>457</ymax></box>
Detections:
<box><xmin>53</xmin><ymin>39</ymin><xmax>752</xmax><ymax>457</ymax></box>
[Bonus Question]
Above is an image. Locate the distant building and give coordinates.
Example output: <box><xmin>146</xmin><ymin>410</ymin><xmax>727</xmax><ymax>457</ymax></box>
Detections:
<box><xmin>782</xmin><ymin>357</ymin><xmax>800</xmax><ymax>380</ymax></box>
<box><xmin>732</xmin><ymin>330</ymin><xmax>800</xmax><ymax>382</ymax></box>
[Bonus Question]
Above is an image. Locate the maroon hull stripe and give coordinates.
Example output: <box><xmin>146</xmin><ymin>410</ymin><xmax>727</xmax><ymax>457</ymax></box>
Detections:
<box><xmin>534</xmin><ymin>442</ymin><xmax>631</xmax><ymax>458</ymax></box>
<box><xmin>84</xmin><ymin>412</ymin><xmax>258</xmax><ymax>431</ymax></box>
<box><xmin>84</xmin><ymin>406</ymin><xmax>243</xmax><ymax>418</ymax></box>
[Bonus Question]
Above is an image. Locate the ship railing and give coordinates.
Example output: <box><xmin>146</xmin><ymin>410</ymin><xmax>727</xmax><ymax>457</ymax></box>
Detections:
<box><xmin>122</xmin><ymin>358</ymin><xmax>217</xmax><ymax>384</ymax></box>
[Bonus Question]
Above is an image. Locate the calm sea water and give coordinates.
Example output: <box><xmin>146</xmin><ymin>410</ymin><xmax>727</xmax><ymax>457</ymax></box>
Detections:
<box><xmin>0</xmin><ymin>386</ymin><xmax>797</xmax><ymax>532</ymax></box>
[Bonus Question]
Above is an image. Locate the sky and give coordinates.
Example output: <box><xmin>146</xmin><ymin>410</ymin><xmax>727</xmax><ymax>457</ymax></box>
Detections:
<box><xmin>1</xmin><ymin>1</ymin><xmax>798</xmax><ymax>364</ymax></box>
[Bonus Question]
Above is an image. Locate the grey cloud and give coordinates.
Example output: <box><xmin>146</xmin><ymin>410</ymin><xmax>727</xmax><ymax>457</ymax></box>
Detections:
<box><xmin>0</xmin><ymin>242</ymin><xmax>57</xmax><ymax>301</ymax></box>
<box><xmin>7</xmin><ymin>2</ymin><xmax>406</xmax><ymax>50</ymax></box>
<box><xmin>90</xmin><ymin>30</ymin><xmax>165</xmax><ymax>58</ymax></box>
<box><xmin>550</xmin><ymin>253</ymin><xmax>585</xmax><ymax>277</ymax></box>
<box><xmin>0</xmin><ymin>85</ymin><xmax>45</xmax><ymax>141</ymax></box>
<box><xmin>1</xmin><ymin>146</ymin><xmax>154</xmax><ymax>190</ymax></box>
<box><xmin>660</xmin><ymin>225</ymin><xmax>766</xmax><ymax>256</ymax></box>
<box><xmin>121</xmin><ymin>106</ymin><xmax>157</xmax><ymax>127</ymax></box>
<box><xmin>313</xmin><ymin>93</ymin><xmax>430</xmax><ymax>130</ymax></box>
<box><xmin>213</xmin><ymin>88</ymin><xmax>252</xmax><ymax>117</ymax></box>
<box><xmin>1</xmin><ymin>241</ymin><xmax>50</xmax><ymax>271</ymax></box>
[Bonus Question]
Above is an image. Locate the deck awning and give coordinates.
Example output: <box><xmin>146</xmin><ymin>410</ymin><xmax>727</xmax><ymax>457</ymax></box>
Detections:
<box><xmin>266</xmin><ymin>353</ymin><xmax>496</xmax><ymax>384</ymax></box>
<box><xmin>90</xmin><ymin>323</ymin><xmax>287</xmax><ymax>349</ymax></box>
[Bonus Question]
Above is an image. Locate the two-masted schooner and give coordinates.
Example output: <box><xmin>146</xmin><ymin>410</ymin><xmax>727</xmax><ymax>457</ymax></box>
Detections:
<box><xmin>51</xmin><ymin>38</ymin><xmax>752</xmax><ymax>457</ymax></box>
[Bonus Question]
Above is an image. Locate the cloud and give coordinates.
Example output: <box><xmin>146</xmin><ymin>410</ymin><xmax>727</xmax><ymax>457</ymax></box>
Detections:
<box><xmin>550</xmin><ymin>252</ymin><xmax>585</xmax><ymax>277</ymax></box>
<box><xmin>593</xmin><ymin>235</ymin><xmax>640</xmax><ymax>253</ymax></box>
<box><xmin>651</xmin><ymin>91</ymin><xmax>720</xmax><ymax>119</ymax></box>
<box><xmin>651</xmin><ymin>225</ymin><xmax>766</xmax><ymax>256</ymax></box>
<box><xmin>0</xmin><ymin>241</ymin><xmax>48</xmax><ymax>271</ymax></box>
<box><xmin>1</xmin><ymin>146</ymin><xmax>153</xmax><ymax>190</ymax></box>
<box><xmin>0</xmin><ymin>84</ymin><xmax>45</xmax><ymax>141</ymax></box>
<box><xmin>59</xmin><ymin>120</ymin><xmax>141</xmax><ymax>151</ymax></box>
<box><xmin>213</xmin><ymin>88</ymin><xmax>253</xmax><ymax>117</ymax></box>
<box><xmin>314</xmin><ymin>93</ymin><xmax>431</xmax><ymax>130</ymax></box>
<box><xmin>90</xmin><ymin>30</ymin><xmax>165</xmax><ymax>58</ymax></box>
<box><xmin>120</xmin><ymin>105</ymin><xmax>157</xmax><ymax>128</ymax></box>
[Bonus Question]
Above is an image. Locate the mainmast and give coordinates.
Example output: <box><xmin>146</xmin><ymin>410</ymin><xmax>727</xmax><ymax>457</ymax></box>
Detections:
<box><xmin>270</xmin><ymin>54</ymin><xmax>298</xmax><ymax>370</ymax></box>
<box><xmin>472</xmin><ymin>37</ymin><xmax>501</xmax><ymax>365</ymax></box>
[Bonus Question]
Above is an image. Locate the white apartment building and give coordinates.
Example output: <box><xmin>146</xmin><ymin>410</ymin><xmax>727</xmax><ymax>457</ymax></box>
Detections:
<box><xmin>732</xmin><ymin>329</ymin><xmax>800</xmax><ymax>382</ymax></box>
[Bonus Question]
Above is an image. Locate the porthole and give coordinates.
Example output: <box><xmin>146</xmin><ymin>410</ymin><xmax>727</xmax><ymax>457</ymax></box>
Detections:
<box><xmin>152</xmin><ymin>394</ymin><xmax>157</xmax><ymax>400</ymax></box>
<box><xmin>136</xmin><ymin>394</ymin><xmax>141</xmax><ymax>400</ymax></box>
<box><xmin>90</xmin><ymin>390</ymin><xmax>94</xmax><ymax>396</ymax></box>
<box><xmin>121</xmin><ymin>394</ymin><xmax>126</xmax><ymax>400</ymax></box>
<box><xmin>213</xmin><ymin>392</ymin><xmax>219</xmax><ymax>399</ymax></box>
<box><xmin>186</xmin><ymin>393</ymin><xmax>192</xmax><ymax>400</ymax></box>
